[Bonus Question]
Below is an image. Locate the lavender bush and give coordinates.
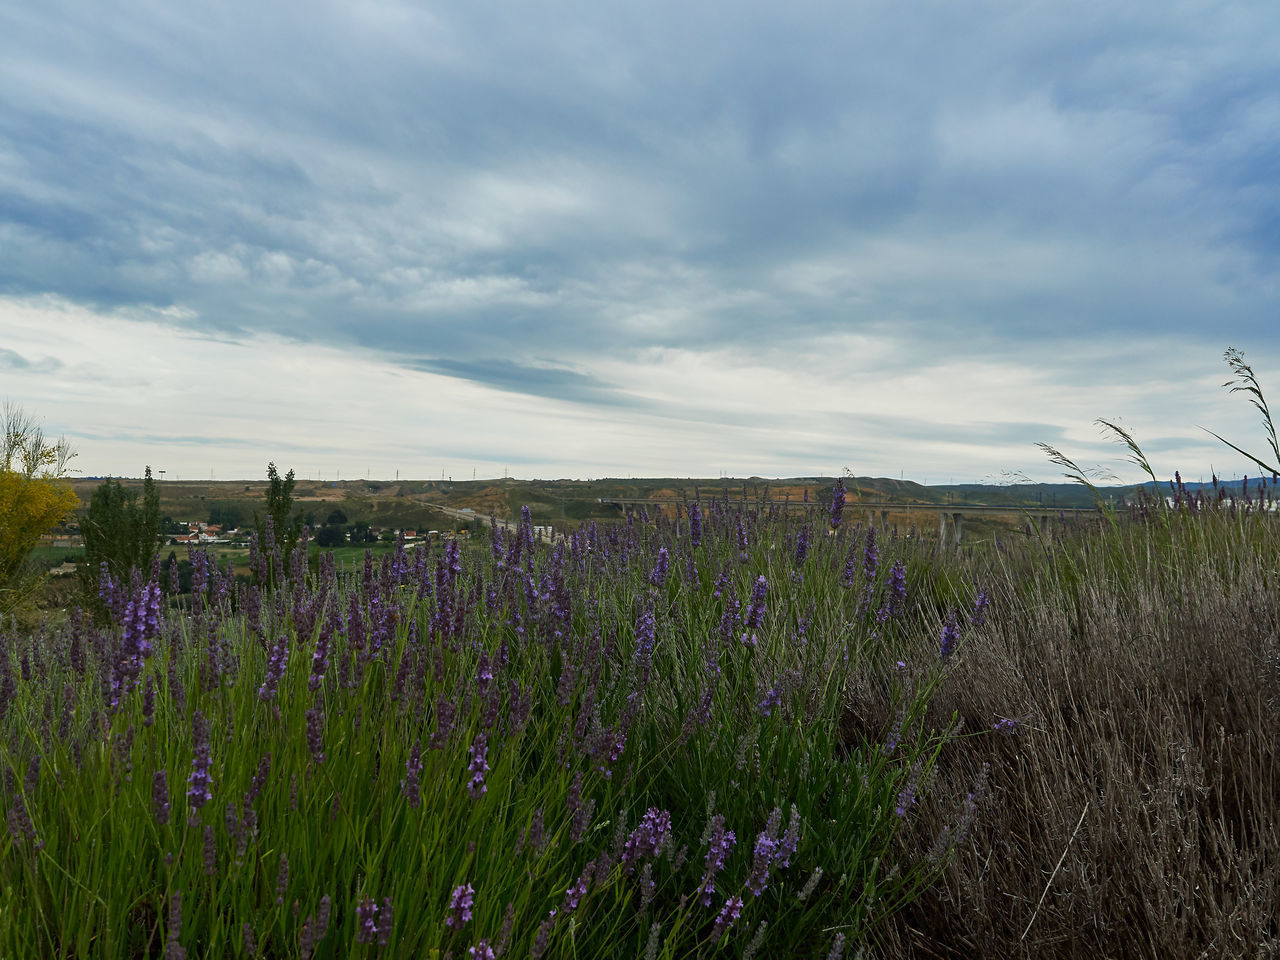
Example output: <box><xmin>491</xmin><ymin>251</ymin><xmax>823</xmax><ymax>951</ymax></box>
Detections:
<box><xmin>0</xmin><ymin>493</ymin><xmax>984</xmax><ymax>958</ymax></box>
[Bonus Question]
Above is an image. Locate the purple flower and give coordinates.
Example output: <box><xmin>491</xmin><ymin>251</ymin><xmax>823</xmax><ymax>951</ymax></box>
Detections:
<box><xmin>830</xmin><ymin>477</ymin><xmax>846</xmax><ymax>529</ymax></box>
<box><xmin>882</xmin><ymin>705</ymin><xmax>905</xmax><ymax>757</ymax></box>
<box><xmin>745</xmin><ymin>808</ymin><xmax>783</xmax><ymax>896</ymax></box>
<box><xmin>623</xmin><ymin>807</ymin><xmax>672</xmax><ymax>873</ymax></box>
<box><xmin>309</xmin><ymin>629</ymin><xmax>330</xmax><ymax>693</ymax></box>
<box><xmin>476</xmin><ymin>653</ymin><xmax>494</xmax><ymax>691</ymax></box>
<box><xmin>401</xmin><ymin>741</ymin><xmax>423</xmax><ymax>808</ymax></box>
<box><xmin>186</xmin><ymin>710</ymin><xmax>213</xmax><ymax>809</ymax></box>
<box><xmin>895</xmin><ymin>762</ymin><xmax>923</xmax><ymax>818</ymax></box>
<box><xmin>165</xmin><ymin>891</ymin><xmax>186</xmax><ymax>960</ymax></box>
<box><xmin>717</xmin><ymin>595</ymin><xmax>741</xmax><ymax>644</ymax></box>
<box><xmin>697</xmin><ymin>815</ymin><xmax>736</xmax><ymax>906</ymax></box>
<box><xmin>299</xmin><ymin>894</ymin><xmax>331</xmax><ymax>958</ymax></box>
<box><xmin>792</xmin><ymin>526</ymin><xmax>809</xmax><ymax>569</ymax></box>
<box><xmin>939</xmin><ymin>616</ymin><xmax>960</xmax><ymax>662</ymax></box>
<box><xmin>466</xmin><ymin>734</ymin><xmax>489</xmax><ymax>799</ymax></box>
<box><xmin>993</xmin><ymin>716</ymin><xmax>1018</xmax><ymax>734</ymax></box>
<box><xmin>887</xmin><ymin>560</ymin><xmax>907</xmax><ymax>616</ymax></box>
<box><xmin>258</xmin><ymin>635</ymin><xmax>289</xmax><ymax>701</ymax></box>
<box><xmin>275</xmin><ymin>853</ymin><xmax>289</xmax><ymax>905</ymax></box>
<box><xmin>562</xmin><ymin>860</ymin><xmax>595</xmax><ymax>911</ymax></box>
<box><xmin>445</xmin><ymin>883</ymin><xmax>474</xmax><ymax>929</ymax></box>
<box><xmin>688</xmin><ymin>501</ymin><xmax>703</xmax><ymax>547</ymax></box>
<box><xmin>712</xmin><ymin>895</ymin><xmax>743</xmax><ymax>938</ymax></box>
<box><xmin>634</xmin><ymin>603</ymin><xmax>657</xmax><ymax>660</ymax></box>
<box><xmin>741</xmin><ymin>576</ymin><xmax>768</xmax><ymax>645</ymax></box>
<box><xmin>971</xmin><ymin>590</ymin><xmax>990</xmax><ymax>627</ymax></box>
<box><xmin>5</xmin><ymin>795</ymin><xmax>37</xmax><ymax>850</ymax></box>
<box><xmin>648</xmin><ymin>546</ymin><xmax>670</xmax><ymax>586</ymax></box>
<box><xmin>756</xmin><ymin>685</ymin><xmax>782</xmax><ymax>718</ymax></box>
<box><xmin>378</xmin><ymin>897</ymin><xmax>393</xmax><ymax>948</ymax></box>
<box><xmin>712</xmin><ymin>566</ymin><xmax>730</xmax><ymax>599</ymax></box>
<box><xmin>305</xmin><ymin>707</ymin><xmax>325</xmax><ymax>763</ymax></box>
<box><xmin>153</xmin><ymin>770</ymin><xmax>171</xmax><ymax>826</ymax></box>
<box><xmin>430</xmin><ymin>694</ymin><xmax>456</xmax><ymax>750</ymax></box>
<box><xmin>469</xmin><ymin>942</ymin><xmax>495</xmax><ymax>960</ymax></box>
<box><xmin>777</xmin><ymin>805</ymin><xmax>801</xmax><ymax>867</ymax></box>
<box><xmin>355</xmin><ymin>897</ymin><xmax>379</xmax><ymax>944</ymax></box>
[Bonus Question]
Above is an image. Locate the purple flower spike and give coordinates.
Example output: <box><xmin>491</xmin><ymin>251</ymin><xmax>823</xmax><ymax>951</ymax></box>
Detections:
<box><xmin>258</xmin><ymin>636</ymin><xmax>289</xmax><ymax>701</ymax></box>
<box><xmin>153</xmin><ymin>770</ymin><xmax>171</xmax><ymax>826</ymax></box>
<box><xmin>895</xmin><ymin>762</ymin><xmax>923</xmax><ymax>818</ymax></box>
<box><xmin>648</xmin><ymin>546</ymin><xmax>670</xmax><ymax>585</ymax></box>
<box><xmin>887</xmin><ymin>560</ymin><xmax>907</xmax><ymax>616</ymax></box>
<box><xmin>745</xmin><ymin>807</ymin><xmax>784</xmax><ymax>896</ymax></box>
<box><xmin>562</xmin><ymin>860</ymin><xmax>596</xmax><ymax>912</ymax></box>
<box><xmin>742</xmin><ymin>576</ymin><xmax>768</xmax><ymax>645</ymax></box>
<box><xmin>971</xmin><ymin>590</ymin><xmax>991</xmax><ymax>626</ymax></box>
<box><xmin>712</xmin><ymin>895</ymin><xmax>743</xmax><ymax>938</ymax></box>
<box><xmin>688</xmin><ymin>501</ymin><xmax>703</xmax><ymax>547</ymax></box>
<box><xmin>939</xmin><ymin>616</ymin><xmax>960</xmax><ymax>662</ymax></box>
<box><xmin>697</xmin><ymin>815</ymin><xmax>736</xmax><ymax>906</ymax></box>
<box><xmin>634</xmin><ymin>603</ymin><xmax>657</xmax><ymax>660</ymax></box>
<box><xmin>623</xmin><ymin>807</ymin><xmax>672</xmax><ymax>873</ymax></box>
<box><xmin>466</xmin><ymin>734</ymin><xmax>489</xmax><ymax>799</ymax></box>
<box><xmin>830</xmin><ymin>477</ymin><xmax>846</xmax><ymax>529</ymax></box>
<box><xmin>756</xmin><ymin>685</ymin><xmax>781</xmax><ymax>717</ymax></box>
<box><xmin>792</xmin><ymin>525</ymin><xmax>809</xmax><ymax>568</ymax></box>
<box><xmin>862</xmin><ymin>525</ymin><xmax>879</xmax><ymax>582</ymax></box>
<box><xmin>305</xmin><ymin>707</ymin><xmax>325</xmax><ymax>763</ymax></box>
<box><xmin>401</xmin><ymin>741</ymin><xmax>423</xmax><ymax>808</ymax></box>
<box><xmin>446</xmin><ymin>883</ymin><xmax>474</xmax><ymax>929</ymax></box>
<box><xmin>469</xmin><ymin>942</ymin><xmax>495</xmax><ymax>960</ymax></box>
<box><xmin>993</xmin><ymin>716</ymin><xmax>1018</xmax><ymax>734</ymax></box>
<box><xmin>355</xmin><ymin>897</ymin><xmax>379</xmax><ymax>944</ymax></box>
<box><xmin>186</xmin><ymin>711</ymin><xmax>214</xmax><ymax>809</ymax></box>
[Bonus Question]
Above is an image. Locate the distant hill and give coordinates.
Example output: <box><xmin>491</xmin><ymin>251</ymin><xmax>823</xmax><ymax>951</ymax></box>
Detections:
<box><xmin>60</xmin><ymin>472</ymin><xmax>1270</xmax><ymax>534</ymax></box>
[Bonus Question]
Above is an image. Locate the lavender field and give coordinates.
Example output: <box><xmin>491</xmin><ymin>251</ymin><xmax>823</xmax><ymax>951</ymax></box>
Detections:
<box><xmin>3</xmin><ymin>476</ymin><xmax>1279</xmax><ymax>959</ymax></box>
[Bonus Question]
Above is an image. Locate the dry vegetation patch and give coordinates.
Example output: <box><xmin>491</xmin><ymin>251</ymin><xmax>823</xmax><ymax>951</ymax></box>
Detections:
<box><xmin>875</xmin><ymin>517</ymin><xmax>1280</xmax><ymax>959</ymax></box>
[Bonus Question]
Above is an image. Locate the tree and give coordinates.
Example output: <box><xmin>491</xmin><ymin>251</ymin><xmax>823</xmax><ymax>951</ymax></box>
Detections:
<box><xmin>0</xmin><ymin>402</ymin><xmax>78</xmax><ymax>614</ymax></box>
<box><xmin>256</xmin><ymin>462</ymin><xmax>298</xmax><ymax>557</ymax></box>
<box><xmin>207</xmin><ymin>502</ymin><xmax>247</xmax><ymax>529</ymax></box>
<box><xmin>81</xmin><ymin>467</ymin><xmax>161</xmax><ymax>589</ymax></box>
<box><xmin>314</xmin><ymin>524</ymin><xmax>347</xmax><ymax>549</ymax></box>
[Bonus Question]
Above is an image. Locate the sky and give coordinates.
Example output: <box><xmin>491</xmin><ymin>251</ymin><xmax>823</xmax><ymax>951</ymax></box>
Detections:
<box><xmin>2</xmin><ymin>1</ymin><xmax>1279</xmax><ymax>484</ymax></box>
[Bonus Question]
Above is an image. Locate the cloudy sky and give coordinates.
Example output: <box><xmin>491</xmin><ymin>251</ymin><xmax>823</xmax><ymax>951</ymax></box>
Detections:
<box><xmin>2</xmin><ymin>1</ymin><xmax>1278</xmax><ymax>483</ymax></box>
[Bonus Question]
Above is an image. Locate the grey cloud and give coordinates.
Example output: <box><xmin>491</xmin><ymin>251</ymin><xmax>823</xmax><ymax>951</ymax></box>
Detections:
<box><xmin>0</xmin><ymin>347</ymin><xmax>64</xmax><ymax>373</ymax></box>
<box><xmin>2</xmin><ymin>1</ymin><xmax>1279</xmax><ymax>410</ymax></box>
<box><xmin>399</xmin><ymin>356</ymin><xmax>632</xmax><ymax>406</ymax></box>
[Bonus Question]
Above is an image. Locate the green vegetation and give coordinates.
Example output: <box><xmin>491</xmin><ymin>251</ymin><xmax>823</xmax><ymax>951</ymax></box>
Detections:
<box><xmin>255</xmin><ymin>461</ymin><xmax>300</xmax><ymax>561</ymax></box>
<box><xmin>1</xmin><ymin>492</ymin><xmax>984</xmax><ymax>958</ymax></box>
<box><xmin>81</xmin><ymin>467</ymin><xmax>160</xmax><ymax>592</ymax></box>
<box><xmin>0</xmin><ymin>402</ymin><xmax>77</xmax><ymax>618</ymax></box>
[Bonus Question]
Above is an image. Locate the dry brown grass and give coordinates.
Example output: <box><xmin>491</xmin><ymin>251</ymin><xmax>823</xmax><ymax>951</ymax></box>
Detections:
<box><xmin>868</xmin><ymin>512</ymin><xmax>1280</xmax><ymax>959</ymax></box>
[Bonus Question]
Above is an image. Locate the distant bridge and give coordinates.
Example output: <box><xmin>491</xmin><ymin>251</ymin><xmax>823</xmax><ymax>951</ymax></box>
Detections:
<box><xmin>597</xmin><ymin>497</ymin><xmax>1099</xmax><ymax>546</ymax></box>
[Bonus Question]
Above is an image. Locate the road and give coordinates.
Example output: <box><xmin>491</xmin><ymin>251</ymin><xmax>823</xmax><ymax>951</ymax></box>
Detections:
<box><xmin>422</xmin><ymin>504</ymin><xmax>554</xmax><ymax>542</ymax></box>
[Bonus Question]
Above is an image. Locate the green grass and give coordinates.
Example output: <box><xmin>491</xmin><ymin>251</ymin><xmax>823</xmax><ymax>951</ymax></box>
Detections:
<box><xmin>0</xmin><ymin>506</ymin><xmax>986</xmax><ymax>958</ymax></box>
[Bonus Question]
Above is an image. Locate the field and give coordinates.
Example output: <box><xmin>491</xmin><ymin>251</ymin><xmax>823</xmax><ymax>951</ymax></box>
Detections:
<box><xmin>2</xmin><ymin>481</ymin><xmax>1278</xmax><ymax>958</ymax></box>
